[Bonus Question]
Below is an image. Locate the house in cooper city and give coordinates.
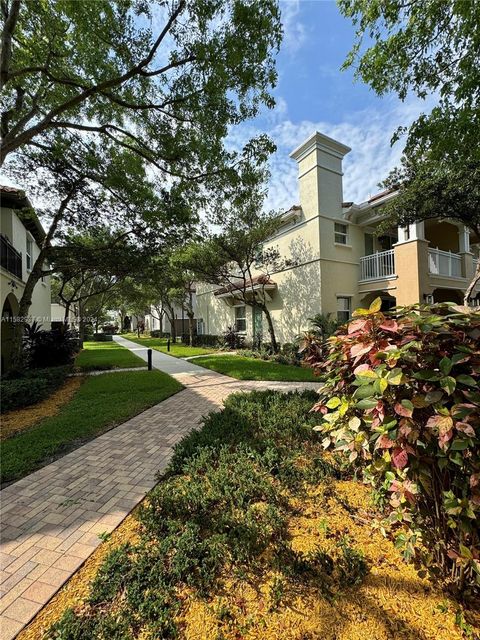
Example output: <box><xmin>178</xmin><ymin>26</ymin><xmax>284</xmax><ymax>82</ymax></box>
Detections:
<box><xmin>195</xmin><ymin>131</ymin><xmax>480</xmax><ymax>345</ymax></box>
<box><xmin>1</xmin><ymin>185</ymin><xmax>51</xmax><ymax>372</ymax></box>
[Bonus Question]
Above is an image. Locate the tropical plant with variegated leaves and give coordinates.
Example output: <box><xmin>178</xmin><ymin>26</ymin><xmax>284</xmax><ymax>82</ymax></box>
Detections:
<box><xmin>303</xmin><ymin>298</ymin><xmax>480</xmax><ymax>596</ymax></box>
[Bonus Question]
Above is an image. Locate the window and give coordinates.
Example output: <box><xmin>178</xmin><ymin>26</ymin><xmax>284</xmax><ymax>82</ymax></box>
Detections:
<box><xmin>235</xmin><ymin>305</ymin><xmax>246</xmax><ymax>333</ymax></box>
<box><xmin>334</xmin><ymin>222</ymin><xmax>348</xmax><ymax>245</ymax></box>
<box><xmin>337</xmin><ymin>296</ymin><xmax>351</xmax><ymax>323</ymax></box>
<box><xmin>26</xmin><ymin>237</ymin><xmax>33</xmax><ymax>271</ymax></box>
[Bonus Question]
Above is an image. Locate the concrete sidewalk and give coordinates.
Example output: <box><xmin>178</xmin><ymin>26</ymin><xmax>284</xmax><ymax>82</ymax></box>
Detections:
<box><xmin>113</xmin><ymin>335</ymin><xmax>212</xmax><ymax>377</ymax></box>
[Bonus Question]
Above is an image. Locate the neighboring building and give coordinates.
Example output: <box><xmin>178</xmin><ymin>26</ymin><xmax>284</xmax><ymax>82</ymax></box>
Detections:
<box><xmin>1</xmin><ymin>185</ymin><xmax>51</xmax><ymax>371</ymax></box>
<box><xmin>196</xmin><ymin>131</ymin><xmax>480</xmax><ymax>345</ymax></box>
<box><xmin>145</xmin><ymin>297</ymin><xmax>197</xmax><ymax>337</ymax></box>
<box><xmin>51</xmin><ymin>302</ymin><xmax>78</xmax><ymax>330</ymax></box>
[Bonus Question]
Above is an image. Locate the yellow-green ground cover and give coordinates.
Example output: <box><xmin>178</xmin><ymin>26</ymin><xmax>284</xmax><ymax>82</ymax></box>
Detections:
<box><xmin>18</xmin><ymin>477</ymin><xmax>479</xmax><ymax>640</ymax></box>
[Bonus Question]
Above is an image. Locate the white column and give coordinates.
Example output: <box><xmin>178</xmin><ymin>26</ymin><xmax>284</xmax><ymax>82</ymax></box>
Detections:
<box><xmin>409</xmin><ymin>221</ymin><xmax>425</xmax><ymax>240</ymax></box>
<box><xmin>397</xmin><ymin>221</ymin><xmax>425</xmax><ymax>243</ymax></box>
<box><xmin>459</xmin><ymin>225</ymin><xmax>471</xmax><ymax>253</ymax></box>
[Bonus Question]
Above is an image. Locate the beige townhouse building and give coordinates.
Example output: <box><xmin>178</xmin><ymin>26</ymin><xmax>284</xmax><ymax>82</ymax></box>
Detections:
<box><xmin>1</xmin><ymin>185</ymin><xmax>51</xmax><ymax>371</ymax></box>
<box><xmin>196</xmin><ymin>131</ymin><xmax>480</xmax><ymax>345</ymax></box>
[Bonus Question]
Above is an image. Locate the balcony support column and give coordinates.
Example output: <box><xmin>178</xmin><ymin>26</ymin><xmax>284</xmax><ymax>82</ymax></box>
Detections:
<box><xmin>393</xmin><ymin>238</ymin><xmax>430</xmax><ymax>305</ymax></box>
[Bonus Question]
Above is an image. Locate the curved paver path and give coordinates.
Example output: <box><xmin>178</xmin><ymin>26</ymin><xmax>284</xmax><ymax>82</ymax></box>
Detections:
<box><xmin>0</xmin><ymin>337</ymin><xmax>319</xmax><ymax>639</ymax></box>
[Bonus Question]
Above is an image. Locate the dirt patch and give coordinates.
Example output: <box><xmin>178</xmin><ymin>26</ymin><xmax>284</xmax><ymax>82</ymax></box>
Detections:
<box><xmin>1</xmin><ymin>377</ymin><xmax>84</xmax><ymax>440</ymax></box>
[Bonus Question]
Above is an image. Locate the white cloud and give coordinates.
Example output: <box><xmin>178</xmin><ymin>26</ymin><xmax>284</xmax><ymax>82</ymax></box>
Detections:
<box><xmin>280</xmin><ymin>0</ymin><xmax>307</xmax><ymax>54</ymax></box>
<box><xmin>229</xmin><ymin>95</ymin><xmax>434</xmax><ymax>211</ymax></box>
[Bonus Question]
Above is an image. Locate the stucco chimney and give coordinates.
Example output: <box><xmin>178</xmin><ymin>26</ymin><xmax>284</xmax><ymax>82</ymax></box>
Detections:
<box><xmin>290</xmin><ymin>131</ymin><xmax>351</xmax><ymax>220</ymax></box>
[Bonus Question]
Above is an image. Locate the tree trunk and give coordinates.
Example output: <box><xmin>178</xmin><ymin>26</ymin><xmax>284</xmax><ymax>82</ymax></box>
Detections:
<box><xmin>62</xmin><ymin>301</ymin><xmax>71</xmax><ymax>334</ymax></box>
<box><xmin>187</xmin><ymin>311</ymin><xmax>195</xmax><ymax>346</ymax></box>
<box><xmin>261</xmin><ymin>304</ymin><xmax>278</xmax><ymax>353</ymax></box>
<box><xmin>464</xmin><ymin>259</ymin><xmax>480</xmax><ymax>305</ymax></box>
<box><xmin>78</xmin><ymin>300</ymin><xmax>85</xmax><ymax>347</ymax></box>
<box><xmin>166</xmin><ymin>305</ymin><xmax>176</xmax><ymax>342</ymax></box>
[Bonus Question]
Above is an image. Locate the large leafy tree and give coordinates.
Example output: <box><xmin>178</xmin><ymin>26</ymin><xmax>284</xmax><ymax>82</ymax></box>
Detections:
<box><xmin>339</xmin><ymin>0</ymin><xmax>480</xmax><ymax>159</ymax></box>
<box><xmin>1</xmin><ymin>0</ymin><xmax>281</xmax><ymax>170</ymax></box>
<box><xmin>6</xmin><ymin>136</ymin><xmax>187</xmax><ymax>366</ymax></box>
<box><xmin>51</xmin><ymin>227</ymin><xmax>152</xmax><ymax>339</ymax></box>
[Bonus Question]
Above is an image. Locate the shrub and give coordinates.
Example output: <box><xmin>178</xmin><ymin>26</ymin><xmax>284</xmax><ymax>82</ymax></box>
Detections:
<box><xmin>93</xmin><ymin>333</ymin><xmax>113</xmax><ymax>342</ymax></box>
<box><xmin>239</xmin><ymin>342</ymin><xmax>302</xmax><ymax>367</ymax></box>
<box><xmin>304</xmin><ymin>299</ymin><xmax>480</xmax><ymax>594</ymax></box>
<box><xmin>26</xmin><ymin>329</ymin><xmax>79</xmax><ymax>367</ymax></box>
<box><xmin>1</xmin><ymin>365</ymin><xmax>71</xmax><ymax>412</ymax></box>
<box><xmin>150</xmin><ymin>330</ymin><xmax>170</xmax><ymax>338</ymax></box>
<box><xmin>192</xmin><ymin>333</ymin><xmax>222</xmax><ymax>348</ymax></box>
<box><xmin>308</xmin><ymin>312</ymin><xmax>340</xmax><ymax>339</ymax></box>
<box><xmin>223</xmin><ymin>326</ymin><xmax>245</xmax><ymax>349</ymax></box>
<box><xmin>102</xmin><ymin>323</ymin><xmax>118</xmax><ymax>335</ymax></box>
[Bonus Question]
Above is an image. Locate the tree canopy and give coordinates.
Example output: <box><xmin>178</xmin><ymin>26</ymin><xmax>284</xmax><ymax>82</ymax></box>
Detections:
<box><xmin>1</xmin><ymin>0</ymin><xmax>281</xmax><ymax>175</ymax></box>
<box><xmin>339</xmin><ymin>0</ymin><xmax>480</xmax><ymax>159</ymax></box>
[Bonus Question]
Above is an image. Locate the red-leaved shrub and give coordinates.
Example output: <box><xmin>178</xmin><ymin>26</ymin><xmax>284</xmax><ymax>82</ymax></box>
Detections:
<box><xmin>303</xmin><ymin>299</ymin><xmax>480</xmax><ymax>595</ymax></box>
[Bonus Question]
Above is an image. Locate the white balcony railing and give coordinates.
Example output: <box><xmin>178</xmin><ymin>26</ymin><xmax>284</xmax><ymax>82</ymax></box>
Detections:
<box><xmin>360</xmin><ymin>249</ymin><xmax>395</xmax><ymax>281</ymax></box>
<box><xmin>428</xmin><ymin>248</ymin><xmax>462</xmax><ymax>277</ymax></box>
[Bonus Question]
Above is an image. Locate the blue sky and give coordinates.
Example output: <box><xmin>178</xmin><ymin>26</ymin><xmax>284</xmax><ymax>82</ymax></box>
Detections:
<box><xmin>230</xmin><ymin>0</ymin><xmax>434</xmax><ymax>210</ymax></box>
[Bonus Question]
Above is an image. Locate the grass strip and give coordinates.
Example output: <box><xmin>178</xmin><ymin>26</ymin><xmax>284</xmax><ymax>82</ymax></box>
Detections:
<box><xmin>1</xmin><ymin>371</ymin><xmax>182</xmax><ymax>484</ymax></box>
<box><xmin>122</xmin><ymin>334</ymin><xmax>216</xmax><ymax>358</ymax></box>
<box><xmin>192</xmin><ymin>354</ymin><xmax>319</xmax><ymax>381</ymax></box>
<box><xmin>75</xmin><ymin>341</ymin><xmax>145</xmax><ymax>371</ymax></box>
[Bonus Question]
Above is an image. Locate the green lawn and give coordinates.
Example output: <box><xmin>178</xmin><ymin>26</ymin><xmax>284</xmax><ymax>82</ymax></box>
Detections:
<box><xmin>192</xmin><ymin>354</ymin><xmax>319</xmax><ymax>381</ymax></box>
<box><xmin>123</xmin><ymin>334</ymin><xmax>216</xmax><ymax>358</ymax></box>
<box><xmin>75</xmin><ymin>341</ymin><xmax>145</xmax><ymax>371</ymax></box>
<box><xmin>1</xmin><ymin>371</ymin><xmax>183</xmax><ymax>484</ymax></box>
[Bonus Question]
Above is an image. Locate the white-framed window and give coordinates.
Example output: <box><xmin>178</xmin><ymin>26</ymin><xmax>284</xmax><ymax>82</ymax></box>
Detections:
<box><xmin>334</xmin><ymin>222</ymin><xmax>348</xmax><ymax>245</ymax></box>
<box><xmin>235</xmin><ymin>305</ymin><xmax>246</xmax><ymax>333</ymax></box>
<box><xmin>26</xmin><ymin>236</ymin><xmax>33</xmax><ymax>271</ymax></box>
<box><xmin>337</xmin><ymin>296</ymin><xmax>351</xmax><ymax>323</ymax></box>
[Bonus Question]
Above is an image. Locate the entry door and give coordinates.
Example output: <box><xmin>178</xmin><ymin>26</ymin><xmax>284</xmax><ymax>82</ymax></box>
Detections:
<box><xmin>253</xmin><ymin>307</ymin><xmax>263</xmax><ymax>342</ymax></box>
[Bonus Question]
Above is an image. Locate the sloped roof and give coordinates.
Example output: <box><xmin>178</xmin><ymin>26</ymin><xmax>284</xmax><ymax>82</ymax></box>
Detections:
<box><xmin>214</xmin><ymin>275</ymin><xmax>276</xmax><ymax>297</ymax></box>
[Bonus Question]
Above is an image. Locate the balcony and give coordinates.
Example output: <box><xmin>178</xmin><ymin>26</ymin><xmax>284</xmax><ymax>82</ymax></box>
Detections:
<box><xmin>360</xmin><ymin>249</ymin><xmax>395</xmax><ymax>281</ymax></box>
<box><xmin>0</xmin><ymin>234</ymin><xmax>22</xmax><ymax>279</ymax></box>
<box><xmin>428</xmin><ymin>248</ymin><xmax>462</xmax><ymax>278</ymax></box>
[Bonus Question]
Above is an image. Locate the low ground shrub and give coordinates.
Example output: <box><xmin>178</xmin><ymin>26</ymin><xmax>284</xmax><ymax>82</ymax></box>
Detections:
<box><xmin>26</xmin><ymin>329</ymin><xmax>78</xmax><ymax>367</ymax></box>
<box><xmin>1</xmin><ymin>365</ymin><xmax>71</xmax><ymax>412</ymax></box>
<box><xmin>150</xmin><ymin>329</ymin><xmax>171</xmax><ymax>338</ymax></box>
<box><xmin>191</xmin><ymin>333</ymin><xmax>222</xmax><ymax>348</ymax></box>
<box><xmin>304</xmin><ymin>299</ymin><xmax>480</xmax><ymax>595</ymax></box>
<box><xmin>47</xmin><ymin>390</ymin><xmax>351</xmax><ymax>639</ymax></box>
<box><xmin>92</xmin><ymin>333</ymin><xmax>113</xmax><ymax>342</ymax></box>
<box><xmin>240</xmin><ymin>342</ymin><xmax>302</xmax><ymax>366</ymax></box>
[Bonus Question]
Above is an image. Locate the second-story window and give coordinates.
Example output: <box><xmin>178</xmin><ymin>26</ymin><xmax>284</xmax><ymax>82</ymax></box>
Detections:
<box><xmin>26</xmin><ymin>237</ymin><xmax>33</xmax><ymax>271</ymax></box>
<box><xmin>235</xmin><ymin>305</ymin><xmax>246</xmax><ymax>333</ymax></box>
<box><xmin>334</xmin><ymin>222</ymin><xmax>348</xmax><ymax>245</ymax></box>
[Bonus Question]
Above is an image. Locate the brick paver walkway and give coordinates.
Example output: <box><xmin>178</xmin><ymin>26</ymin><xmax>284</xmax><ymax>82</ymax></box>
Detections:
<box><xmin>0</xmin><ymin>340</ymin><xmax>319</xmax><ymax>639</ymax></box>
